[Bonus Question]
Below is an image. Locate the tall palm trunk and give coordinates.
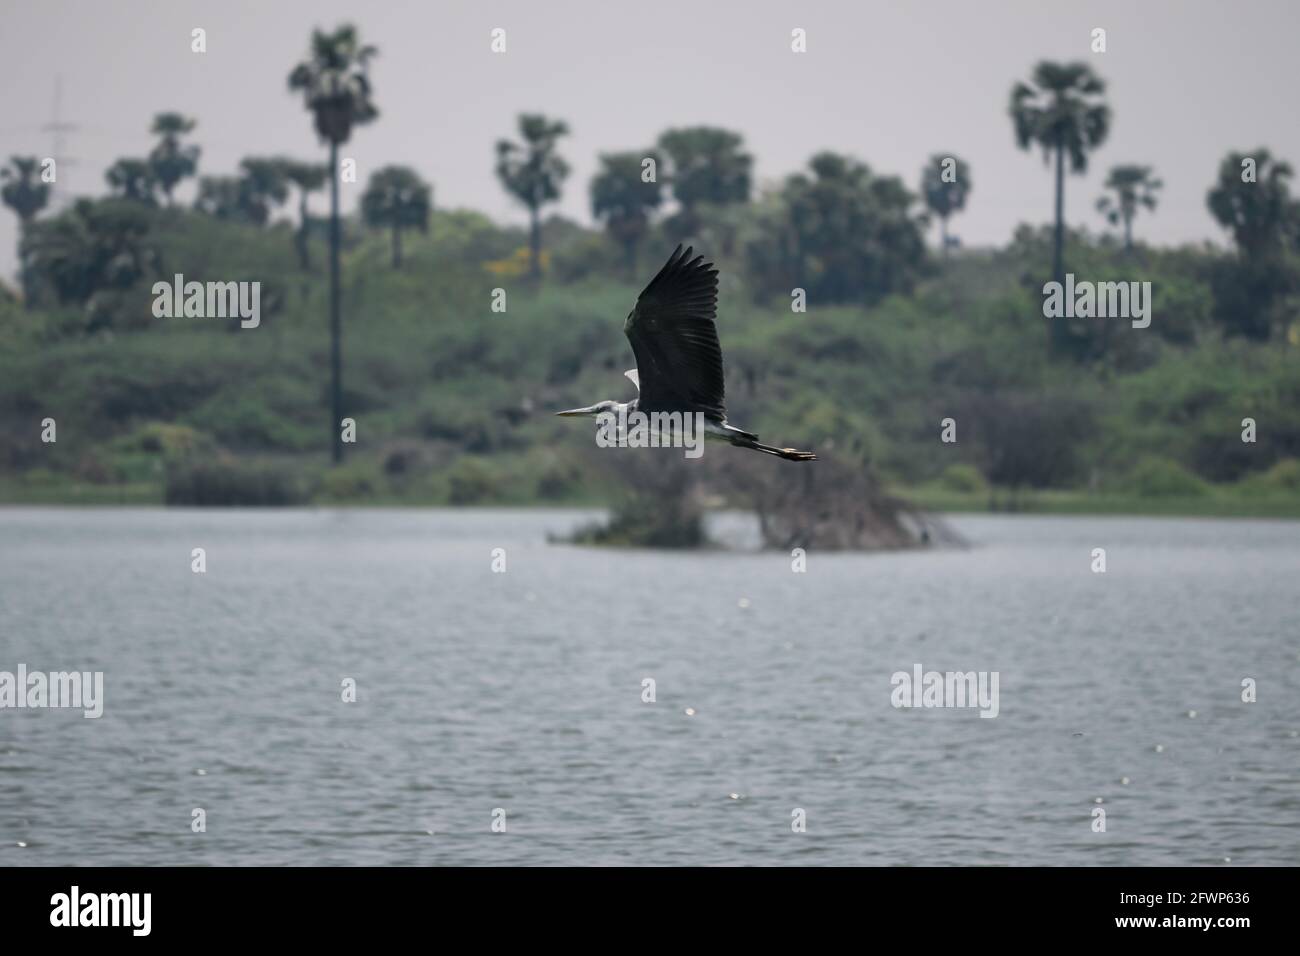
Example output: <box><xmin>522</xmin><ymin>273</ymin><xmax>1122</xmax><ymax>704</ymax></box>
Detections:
<box><xmin>624</xmin><ymin>236</ymin><xmax>637</xmax><ymax>279</ymax></box>
<box><xmin>940</xmin><ymin>216</ymin><xmax>949</xmax><ymax>260</ymax></box>
<box><xmin>329</xmin><ymin>140</ymin><xmax>343</xmax><ymax>464</ymax></box>
<box><xmin>19</xmin><ymin>217</ymin><xmax>34</xmax><ymax>311</ymax></box>
<box><xmin>296</xmin><ymin>192</ymin><xmax>311</xmax><ymax>271</ymax></box>
<box><xmin>528</xmin><ymin>205</ymin><xmax>541</xmax><ymax>280</ymax></box>
<box><xmin>1123</xmin><ymin>213</ymin><xmax>1133</xmax><ymax>255</ymax></box>
<box><xmin>678</xmin><ymin>203</ymin><xmax>700</xmax><ymax>241</ymax></box>
<box><xmin>1050</xmin><ymin>136</ymin><xmax>1068</xmax><ymax>355</ymax></box>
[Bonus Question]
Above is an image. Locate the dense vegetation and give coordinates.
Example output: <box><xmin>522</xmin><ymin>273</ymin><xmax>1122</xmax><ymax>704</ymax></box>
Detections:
<box><xmin>1</xmin><ymin>200</ymin><xmax>1297</xmax><ymax>516</ymax></box>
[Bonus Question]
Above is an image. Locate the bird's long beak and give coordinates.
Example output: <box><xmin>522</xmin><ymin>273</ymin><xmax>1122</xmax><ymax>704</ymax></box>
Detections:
<box><xmin>555</xmin><ymin>405</ymin><xmax>599</xmax><ymax>417</ymax></box>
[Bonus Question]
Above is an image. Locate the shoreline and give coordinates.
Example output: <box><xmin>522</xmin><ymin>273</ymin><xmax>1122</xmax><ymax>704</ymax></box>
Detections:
<box><xmin>2</xmin><ymin>481</ymin><xmax>1298</xmax><ymax>520</ymax></box>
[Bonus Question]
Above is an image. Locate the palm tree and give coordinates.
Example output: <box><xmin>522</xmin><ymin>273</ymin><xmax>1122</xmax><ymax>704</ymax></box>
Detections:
<box><xmin>656</xmin><ymin>126</ymin><xmax>752</xmax><ymax>239</ymax></box>
<box><xmin>1010</xmin><ymin>61</ymin><xmax>1110</xmax><ymax>352</ymax></box>
<box><xmin>148</xmin><ymin>113</ymin><xmax>200</xmax><ymax>205</ymax></box>
<box><xmin>495</xmin><ymin>114</ymin><xmax>570</xmax><ymax>280</ymax></box>
<box><xmin>105</xmin><ymin>158</ymin><xmax>159</xmax><ymax>204</ymax></box>
<box><xmin>361</xmin><ymin>165</ymin><xmax>431</xmax><ymax>268</ymax></box>
<box><xmin>2</xmin><ymin>156</ymin><xmax>52</xmax><ymax>306</ymax></box>
<box><xmin>1206</xmin><ymin>149</ymin><xmax>1298</xmax><ymax>341</ymax></box>
<box><xmin>751</xmin><ymin>152</ymin><xmax>927</xmax><ymax>305</ymax></box>
<box><xmin>920</xmin><ymin>153</ymin><xmax>972</xmax><ymax>257</ymax></box>
<box><xmin>1096</xmin><ymin>165</ymin><xmax>1161</xmax><ymax>253</ymax></box>
<box><xmin>1207</xmin><ymin>149</ymin><xmax>1295</xmax><ymax>257</ymax></box>
<box><xmin>194</xmin><ymin>176</ymin><xmax>246</xmax><ymax>221</ymax></box>
<box><xmin>288</xmin><ymin>24</ymin><xmax>378</xmax><ymax>464</ymax></box>
<box><xmin>193</xmin><ymin>161</ymin><xmax>288</xmax><ymax>226</ymax></box>
<box><xmin>1</xmin><ymin>156</ymin><xmax>49</xmax><ymax>225</ymax></box>
<box><xmin>282</xmin><ymin>159</ymin><xmax>328</xmax><ymax>270</ymax></box>
<box><xmin>21</xmin><ymin>198</ymin><xmax>159</xmax><ymax>318</ymax></box>
<box><xmin>590</xmin><ymin>151</ymin><xmax>663</xmax><ymax>277</ymax></box>
<box><xmin>238</xmin><ymin>158</ymin><xmax>290</xmax><ymax>223</ymax></box>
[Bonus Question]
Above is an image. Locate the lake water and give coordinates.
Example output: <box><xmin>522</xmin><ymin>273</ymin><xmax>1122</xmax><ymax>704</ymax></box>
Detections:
<box><xmin>1</xmin><ymin>508</ymin><xmax>1297</xmax><ymax>866</ymax></box>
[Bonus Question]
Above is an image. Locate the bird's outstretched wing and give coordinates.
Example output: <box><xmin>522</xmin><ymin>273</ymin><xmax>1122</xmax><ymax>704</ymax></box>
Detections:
<box><xmin>623</xmin><ymin>245</ymin><xmax>726</xmax><ymax>419</ymax></box>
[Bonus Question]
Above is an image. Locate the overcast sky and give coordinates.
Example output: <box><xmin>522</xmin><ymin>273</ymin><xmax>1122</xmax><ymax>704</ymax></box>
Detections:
<box><xmin>3</xmin><ymin>0</ymin><xmax>1299</xmax><ymax>281</ymax></box>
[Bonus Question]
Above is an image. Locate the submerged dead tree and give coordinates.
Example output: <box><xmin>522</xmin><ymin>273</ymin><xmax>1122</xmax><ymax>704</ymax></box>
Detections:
<box><xmin>563</xmin><ymin>440</ymin><xmax>962</xmax><ymax>551</ymax></box>
<box><xmin>715</xmin><ymin>452</ymin><xmax>962</xmax><ymax>551</ymax></box>
<box><xmin>567</xmin><ymin>446</ymin><xmax>706</xmax><ymax>548</ymax></box>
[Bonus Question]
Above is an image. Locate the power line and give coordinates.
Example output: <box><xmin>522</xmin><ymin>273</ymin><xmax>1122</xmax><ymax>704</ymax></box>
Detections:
<box><xmin>39</xmin><ymin>76</ymin><xmax>81</xmax><ymax>208</ymax></box>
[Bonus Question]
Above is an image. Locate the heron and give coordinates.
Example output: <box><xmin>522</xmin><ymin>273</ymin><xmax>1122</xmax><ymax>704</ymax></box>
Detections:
<box><xmin>555</xmin><ymin>245</ymin><xmax>817</xmax><ymax>461</ymax></box>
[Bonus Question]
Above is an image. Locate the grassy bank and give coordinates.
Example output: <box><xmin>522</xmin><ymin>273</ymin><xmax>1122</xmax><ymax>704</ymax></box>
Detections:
<box><xmin>5</xmin><ymin>472</ymin><xmax>1299</xmax><ymax>520</ymax></box>
<box><xmin>4</xmin><ymin>206</ymin><xmax>1300</xmax><ymax>521</ymax></box>
<box><xmin>899</xmin><ymin>485</ymin><xmax>1300</xmax><ymax>519</ymax></box>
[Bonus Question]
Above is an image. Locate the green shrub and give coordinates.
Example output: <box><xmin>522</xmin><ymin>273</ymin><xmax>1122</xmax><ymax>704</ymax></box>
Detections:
<box><xmin>108</xmin><ymin>423</ymin><xmax>217</xmax><ymax>484</ymax></box>
<box><xmin>1127</xmin><ymin>456</ymin><xmax>1210</xmax><ymax>498</ymax></box>
<box><xmin>446</xmin><ymin>456</ymin><xmax>501</xmax><ymax>505</ymax></box>
<box><xmin>187</xmin><ymin>393</ymin><xmax>315</xmax><ymax>452</ymax></box>
<box><xmin>938</xmin><ymin>463</ymin><xmax>988</xmax><ymax>494</ymax></box>
<box><xmin>1236</xmin><ymin>458</ymin><xmax>1300</xmax><ymax>495</ymax></box>
<box><xmin>417</xmin><ymin>397</ymin><xmax>509</xmax><ymax>452</ymax></box>
<box><xmin>112</xmin><ymin>422</ymin><xmax>216</xmax><ymax>458</ymax></box>
<box><xmin>381</xmin><ymin>441</ymin><xmax>427</xmax><ymax>477</ymax></box>
<box><xmin>536</xmin><ymin>463</ymin><xmax>581</xmax><ymax>500</ymax></box>
<box><xmin>318</xmin><ymin>459</ymin><xmax>383</xmax><ymax>501</ymax></box>
<box><xmin>165</xmin><ymin>458</ymin><xmax>305</xmax><ymax>506</ymax></box>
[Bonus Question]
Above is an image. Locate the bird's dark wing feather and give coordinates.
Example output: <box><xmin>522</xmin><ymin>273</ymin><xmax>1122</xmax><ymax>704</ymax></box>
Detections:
<box><xmin>623</xmin><ymin>244</ymin><xmax>726</xmax><ymax>419</ymax></box>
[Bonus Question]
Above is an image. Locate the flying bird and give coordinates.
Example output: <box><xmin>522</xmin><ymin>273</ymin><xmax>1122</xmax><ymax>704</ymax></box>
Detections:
<box><xmin>555</xmin><ymin>245</ymin><xmax>817</xmax><ymax>461</ymax></box>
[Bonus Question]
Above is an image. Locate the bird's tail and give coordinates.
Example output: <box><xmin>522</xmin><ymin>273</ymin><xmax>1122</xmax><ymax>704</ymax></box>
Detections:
<box><xmin>735</xmin><ymin>438</ymin><xmax>817</xmax><ymax>462</ymax></box>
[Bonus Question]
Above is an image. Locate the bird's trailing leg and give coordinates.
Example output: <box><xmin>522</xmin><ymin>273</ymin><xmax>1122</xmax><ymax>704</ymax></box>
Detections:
<box><xmin>732</xmin><ymin>437</ymin><xmax>817</xmax><ymax>462</ymax></box>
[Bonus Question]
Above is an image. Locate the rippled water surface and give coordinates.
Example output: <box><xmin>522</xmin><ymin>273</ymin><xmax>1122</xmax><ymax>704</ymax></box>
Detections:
<box><xmin>1</xmin><ymin>508</ymin><xmax>1297</xmax><ymax>866</ymax></box>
